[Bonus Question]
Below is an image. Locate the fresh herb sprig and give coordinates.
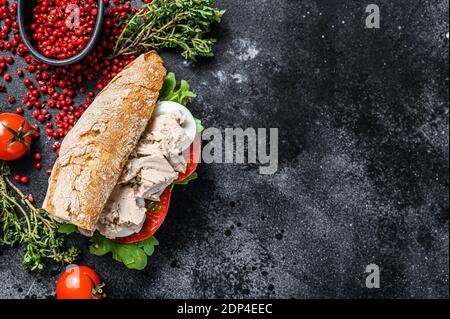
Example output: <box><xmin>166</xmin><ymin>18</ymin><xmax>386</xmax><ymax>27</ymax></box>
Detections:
<box><xmin>0</xmin><ymin>164</ymin><xmax>79</xmax><ymax>271</ymax></box>
<box><xmin>114</xmin><ymin>0</ymin><xmax>225</xmax><ymax>59</ymax></box>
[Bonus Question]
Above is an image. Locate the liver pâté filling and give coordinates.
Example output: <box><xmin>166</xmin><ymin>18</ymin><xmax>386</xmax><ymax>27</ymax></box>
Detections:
<box><xmin>96</xmin><ymin>111</ymin><xmax>190</xmax><ymax>239</ymax></box>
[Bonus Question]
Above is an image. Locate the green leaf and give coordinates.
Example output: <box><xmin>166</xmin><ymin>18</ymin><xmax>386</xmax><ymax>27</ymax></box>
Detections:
<box><xmin>159</xmin><ymin>73</ymin><xmax>196</xmax><ymax>106</ymax></box>
<box><xmin>195</xmin><ymin>118</ymin><xmax>204</xmax><ymax>133</ymax></box>
<box><xmin>88</xmin><ymin>234</ymin><xmax>159</xmax><ymax>270</ymax></box>
<box><xmin>89</xmin><ymin>235</ymin><xmax>113</xmax><ymax>256</ymax></box>
<box><xmin>159</xmin><ymin>72</ymin><xmax>176</xmax><ymax>101</ymax></box>
<box><xmin>113</xmin><ymin>244</ymin><xmax>148</xmax><ymax>270</ymax></box>
<box><xmin>137</xmin><ymin>236</ymin><xmax>159</xmax><ymax>256</ymax></box>
<box><xmin>174</xmin><ymin>172</ymin><xmax>198</xmax><ymax>185</ymax></box>
<box><xmin>175</xmin><ymin>80</ymin><xmax>196</xmax><ymax>105</ymax></box>
<box><xmin>58</xmin><ymin>224</ymin><xmax>79</xmax><ymax>235</ymax></box>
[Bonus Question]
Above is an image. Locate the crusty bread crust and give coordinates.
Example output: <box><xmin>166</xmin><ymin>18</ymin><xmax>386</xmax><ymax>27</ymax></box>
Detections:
<box><xmin>43</xmin><ymin>51</ymin><xmax>167</xmax><ymax>233</ymax></box>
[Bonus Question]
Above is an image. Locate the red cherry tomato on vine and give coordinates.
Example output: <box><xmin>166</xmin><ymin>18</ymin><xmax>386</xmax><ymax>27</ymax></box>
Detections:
<box><xmin>56</xmin><ymin>265</ymin><xmax>105</xmax><ymax>299</ymax></box>
<box><xmin>0</xmin><ymin>113</ymin><xmax>32</xmax><ymax>161</ymax></box>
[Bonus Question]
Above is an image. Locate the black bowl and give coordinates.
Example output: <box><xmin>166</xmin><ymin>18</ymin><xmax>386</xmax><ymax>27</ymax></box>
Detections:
<box><xmin>17</xmin><ymin>0</ymin><xmax>105</xmax><ymax>67</ymax></box>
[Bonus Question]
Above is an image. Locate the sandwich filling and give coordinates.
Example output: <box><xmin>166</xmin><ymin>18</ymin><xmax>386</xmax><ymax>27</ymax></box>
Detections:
<box><xmin>96</xmin><ymin>111</ymin><xmax>189</xmax><ymax>239</ymax></box>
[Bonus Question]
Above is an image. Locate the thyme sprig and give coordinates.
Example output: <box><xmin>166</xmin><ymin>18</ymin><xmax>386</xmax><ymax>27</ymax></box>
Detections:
<box><xmin>0</xmin><ymin>163</ymin><xmax>79</xmax><ymax>271</ymax></box>
<box><xmin>114</xmin><ymin>0</ymin><xmax>225</xmax><ymax>59</ymax></box>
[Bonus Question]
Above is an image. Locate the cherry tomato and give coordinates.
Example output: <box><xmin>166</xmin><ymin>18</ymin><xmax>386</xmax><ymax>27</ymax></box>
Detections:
<box><xmin>113</xmin><ymin>187</ymin><xmax>171</xmax><ymax>244</ymax></box>
<box><xmin>0</xmin><ymin>113</ymin><xmax>32</xmax><ymax>161</ymax></box>
<box><xmin>56</xmin><ymin>265</ymin><xmax>105</xmax><ymax>299</ymax></box>
<box><xmin>175</xmin><ymin>134</ymin><xmax>201</xmax><ymax>182</ymax></box>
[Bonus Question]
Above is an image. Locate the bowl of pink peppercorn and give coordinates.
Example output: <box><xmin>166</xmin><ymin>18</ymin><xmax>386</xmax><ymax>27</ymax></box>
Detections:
<box><xmin>17</xmin><ymin>0</ymin><xmax>104</xmax><ymax>66</ymax></box>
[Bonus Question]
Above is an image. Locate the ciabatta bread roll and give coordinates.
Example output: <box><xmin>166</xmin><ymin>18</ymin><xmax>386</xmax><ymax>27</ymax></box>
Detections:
<box><xmin>43</xmin><ymin>51</ymin><xmax>167</xmax><ymax>234</ymax></box>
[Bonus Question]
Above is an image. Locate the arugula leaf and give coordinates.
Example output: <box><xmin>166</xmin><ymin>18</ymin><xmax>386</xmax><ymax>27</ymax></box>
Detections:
<box><xmin>112</xmin><ymin>245</ymin><xmax>148</xmax><ymax>270</ymax></box>
<box><xmin>195</xmin><ymin>118</ymin><xmax>204</xmax><ymax>133</ymax></box>
<box><xmin>137</xmin><ymin>237</ymin><xmax>159</xmax><ymax>256</ymax></box>
<box><xmin>159</xmin><ymin>73</ymin><xmax>176</xmax><ymax>101</ymax></box>
<box><xmin>177</xmin><ymin>80</ymin><xmax>196</xmax><ymax>105</ymax></box>
<box><xmin>89</xmin><ymin>235</ymin><xmax>113</xmax><ymax>256</ymax></box>
<box><xmin>159</xmin><ymin>72</ymin><xmax>196</xmax><ymax>106</ymax></box>
<box><xmin>174</xmin><ymin>172</ymin><xmax>198</xmax><ymax>186</ymax></box>
<box><xmin>58</xmin><ymin>224</ymin><xmax>79</xmax><ymax>235</ymax></box>
<box><xmin>89</xmin><ymin>234</ymin><xmax>159</xmax><ymax>270</ymax></box>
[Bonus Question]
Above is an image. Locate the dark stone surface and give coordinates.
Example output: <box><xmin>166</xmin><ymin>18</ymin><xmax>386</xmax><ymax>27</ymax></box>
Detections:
<box><xmin>0</xmin><ymin>0</ymin><xmax>448</xmax><ymax>299</ymax></box>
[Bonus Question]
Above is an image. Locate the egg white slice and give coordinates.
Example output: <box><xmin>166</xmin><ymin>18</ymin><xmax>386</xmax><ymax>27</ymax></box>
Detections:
<box><xmin>152</xmin><ymin>101</ymin><xmax>197</xmax><ymax>151</ymax></box>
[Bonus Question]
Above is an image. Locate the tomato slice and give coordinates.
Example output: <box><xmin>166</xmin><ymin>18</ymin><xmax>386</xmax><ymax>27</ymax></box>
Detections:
<box><xmin>175</xmin><ymin>134</ymin><xmax>201</xmax><ymax>182</ymax></box>
<box><xmin>112</xmin><ymin>187</ymin><xmax>172</xmax><ymax>244</ymax></box>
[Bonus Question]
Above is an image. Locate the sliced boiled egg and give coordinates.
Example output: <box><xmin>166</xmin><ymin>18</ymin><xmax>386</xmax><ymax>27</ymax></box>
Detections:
<box><xmin>152</xmin><ymin>101</ymin><xmax>197</xmax><ymax>151</ymax></box>
<box><xmin>113</xmin><ymin>228</ymin><xmax>137</xmax><ymax>238</ymax></box>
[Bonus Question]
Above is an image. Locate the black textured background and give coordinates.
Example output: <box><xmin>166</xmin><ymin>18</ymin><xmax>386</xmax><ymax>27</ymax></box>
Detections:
<box><xmin>0</xmin><ymin>0</ymin><xmax>448</xmax><ymax>299</ymax></box>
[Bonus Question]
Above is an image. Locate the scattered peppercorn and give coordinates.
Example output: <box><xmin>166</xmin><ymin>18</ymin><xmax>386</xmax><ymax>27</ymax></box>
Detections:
<box><xmin>20</xmin><ymin>176</ymin><xmax>30</xmax><ymax>184</ymax></box>
<box><xmin>7</xmin><ymin>95</ymin><xmax>15</xmax><ymax>103</ymax></box>
<box><xmin>0</xmin><ymin>1</ymin><xmax>138</xmax><ymax>182</ymax></box>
